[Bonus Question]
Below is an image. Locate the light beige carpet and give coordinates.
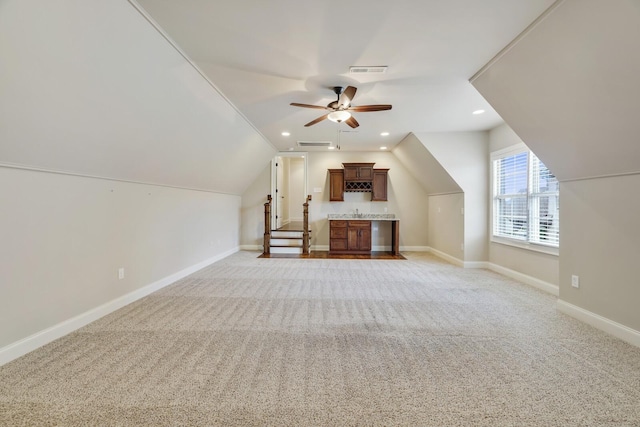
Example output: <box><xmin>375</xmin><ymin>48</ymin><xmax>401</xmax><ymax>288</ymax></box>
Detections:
<box><xmin>1</xmin><ymin>251</ymin><xmax>639</xmax><ymax>426</ymax></box>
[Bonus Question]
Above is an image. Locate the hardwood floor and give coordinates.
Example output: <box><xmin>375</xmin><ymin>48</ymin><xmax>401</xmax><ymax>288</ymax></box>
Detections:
<box><xmin>259</xmin><ymin>251</ymin><xmax>405</xmax><ymax>260</ymax></box>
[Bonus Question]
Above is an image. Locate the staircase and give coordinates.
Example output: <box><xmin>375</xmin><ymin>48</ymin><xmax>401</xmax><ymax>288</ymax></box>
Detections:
<box><xmin>264</xmin><ymin>195</ymin><xmax>312</xmax><ymax>256</ymax></box>
<box><xmin>269</xmin><ymin>226</ymin><xmax>311</xmax><ymax>254</ymax></box>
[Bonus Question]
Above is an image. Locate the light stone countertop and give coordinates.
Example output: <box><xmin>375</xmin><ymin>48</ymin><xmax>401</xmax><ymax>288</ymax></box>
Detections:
<box><xmin>327</xmin><ymin>213</ymin><xmax>397</xmax><ymax>221</ymax></box>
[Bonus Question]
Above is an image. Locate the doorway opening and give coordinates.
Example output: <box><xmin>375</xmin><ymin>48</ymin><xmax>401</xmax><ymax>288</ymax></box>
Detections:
<box><xmin>271</xmin><ymin>153</ymin><xmax>308</xmax><ymax>230</ymax></box>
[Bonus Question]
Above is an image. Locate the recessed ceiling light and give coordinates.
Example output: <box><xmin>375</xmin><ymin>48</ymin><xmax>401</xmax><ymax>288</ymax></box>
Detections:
<box><xmin>380</xmin><ymin>146</ymin><xmax>387</xmax><ymax>150</ymax></box>
<box><xmin>281</xmin><ymin>131</ymin><xmax>290</xmax><ymax>136</ymax></box>
<box><xmin>472</xmin><ymin>109</ymin><xmax>485</xmax><ymax>115</ymax></box>
<box><xmin>380</xmin><ymin>132</ymin><xmax>390</xmax><ymax>136</ymax></box>
<box><xmin>328</xmin><ymin>146</ymin><xmax>335</xmax><ymax>150</ymax></box>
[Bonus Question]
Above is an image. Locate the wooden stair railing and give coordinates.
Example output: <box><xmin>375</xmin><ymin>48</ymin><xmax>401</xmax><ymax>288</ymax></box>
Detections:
<box><xmin>303</xmin><ymin>194</ymin><xmax>312</xmax><ymax>255</ymax></box>
<box><xmin>263</xmin><ymin>194</ymin><xmax>271</xmax><ymax>255</ymax></box>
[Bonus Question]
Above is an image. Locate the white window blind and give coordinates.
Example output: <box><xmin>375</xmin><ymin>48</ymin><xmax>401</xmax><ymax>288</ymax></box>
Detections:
<box><xmin>493</xmin><ymin>148</ymin><xmax>559</xmax><ymax>248</ymax></box>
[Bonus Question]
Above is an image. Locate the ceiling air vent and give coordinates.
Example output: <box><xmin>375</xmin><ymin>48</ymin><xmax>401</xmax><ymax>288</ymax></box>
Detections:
<box><xmin>349</xmin><ymin>66</ymin><xmax>388</xmax><ymax>74</ymax></box>
<box><xmin>297</xmin><ymin>141</ymin><xmax>332</xmax><ymax>147</ymax></box>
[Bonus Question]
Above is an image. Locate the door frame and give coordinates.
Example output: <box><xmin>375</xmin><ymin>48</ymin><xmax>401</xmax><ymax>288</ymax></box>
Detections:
<box><xmin>271</xmin><ymin>152</ymin><xmax>308</xmax><ymax>229</ymax></box>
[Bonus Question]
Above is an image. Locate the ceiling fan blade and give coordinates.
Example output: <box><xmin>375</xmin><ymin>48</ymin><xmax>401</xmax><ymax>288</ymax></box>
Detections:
<box><xmin>345</xmin><ymin>116</ymin><xmax>359</xmax><ymax>129</ymax></box>
<box><xmin>290</xmin><ymin>102</ymin><xmax>328</xmax><ymax>110</ymax></box>
<box><xmin>305</xmin><ymin>114</ymin><xmax>329</xmax><ymax>127</ymax></box>
<box><xmin>348</xmin><ymin>104</ymin><xmax>392</xmax><ymax>112</ymax></box>
<box><xmin>338</xmin><ymin>86</ymin><xmax>357</xmax><ymax>108</ymax></box>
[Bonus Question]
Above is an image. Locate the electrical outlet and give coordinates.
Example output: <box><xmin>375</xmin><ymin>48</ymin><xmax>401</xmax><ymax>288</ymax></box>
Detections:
<box><xmin>118</xmin><ymin>268</ymin><xmax>125</xmax><ymax>280</ymax></box>
<box><xmin>460</xmin><ymin>243</ymin><xmax>464</xmax><ymax>251</ymax></box>
<box><xmin>571</xmin><ymin>275</ymin><xmax>579</xmax><ymax>288</ymax></box>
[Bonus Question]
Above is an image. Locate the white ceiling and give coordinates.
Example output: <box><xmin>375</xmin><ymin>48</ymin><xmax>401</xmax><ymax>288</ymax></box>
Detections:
<box><xmin>134</xmin><ymin>0</ymin><xmax>556</xmax><ymax>152</ymax></box>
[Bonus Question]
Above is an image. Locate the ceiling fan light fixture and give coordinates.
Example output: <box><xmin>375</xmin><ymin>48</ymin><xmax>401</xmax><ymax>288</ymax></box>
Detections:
<box><xmin>327</xmin><ymin>110</ymin><xmax>351</xmax><ymax>123</ymax></box>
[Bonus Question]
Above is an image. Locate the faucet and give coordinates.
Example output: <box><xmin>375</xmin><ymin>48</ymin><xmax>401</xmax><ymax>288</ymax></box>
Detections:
<box><xmin>355</xmin><ymin>208</ymin><xmax>359</xmax><ymax>218</ymax></box>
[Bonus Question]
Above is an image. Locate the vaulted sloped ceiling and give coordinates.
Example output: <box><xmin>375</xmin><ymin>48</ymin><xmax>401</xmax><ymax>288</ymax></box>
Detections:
<box><xmin>471</xmin><ymin>0</ymin><xmax>640</xmax><ymax>182</ymax></box>
<box><xmin>393</xmin><ymin>134</ymin><xmax>461</xmax><ymax>195</ymax></box>
<box><xmin>0</xmin><ymin>0</ymin><xmax>276</xmax><ymax>194</ymax></box>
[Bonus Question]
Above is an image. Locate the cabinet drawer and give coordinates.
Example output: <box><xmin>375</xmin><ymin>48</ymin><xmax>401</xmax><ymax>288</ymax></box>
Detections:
<box><xmin>330</xmin><ymin>239</ymin><xmax>348</xmax><ymax>251</ymax></box>
<box><xmin>330</xmin><ymin>220</ymin><xmax>347</xmax><ymax>228</ymax></box>
<box><xmin>330</xmin><ymin>227</ymin><xmax>347</xmax><ymax>239</ymax></box>
<box><xmin>347</xmin><ymin>220</ymin><xmax>371</xmax><ymax>228</ymax></box>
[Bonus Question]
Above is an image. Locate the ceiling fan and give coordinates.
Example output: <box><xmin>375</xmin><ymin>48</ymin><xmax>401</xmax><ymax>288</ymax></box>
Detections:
<box><xmin>290</xmin><ymin>86</ymin><xmax>392</xmax><ymax>128</ymax></box>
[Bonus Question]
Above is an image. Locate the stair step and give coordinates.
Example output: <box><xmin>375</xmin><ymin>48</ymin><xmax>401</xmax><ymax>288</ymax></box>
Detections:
<box><xmin>271</xmin><ymin>232</ymin><xmax>309</xmax><ymax>239</ymax></box>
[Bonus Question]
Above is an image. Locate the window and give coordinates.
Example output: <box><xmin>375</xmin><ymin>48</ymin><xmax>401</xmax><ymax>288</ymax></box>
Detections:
<box><xmin>492</xmin><ymin>145</ymin><xmax>559</xmax><ymax>248</ymax></box>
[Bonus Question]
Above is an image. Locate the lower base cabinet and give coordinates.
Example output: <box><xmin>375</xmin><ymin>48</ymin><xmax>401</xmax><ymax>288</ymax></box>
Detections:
<box><xmin>330</xmin><ymin>220</ymin><xmax>371</xmax><ymax>254</ymax></box>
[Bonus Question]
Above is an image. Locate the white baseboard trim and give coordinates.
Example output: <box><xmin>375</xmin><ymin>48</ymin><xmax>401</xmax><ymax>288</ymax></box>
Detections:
<box><xmin>428</xmin><ymin>248</ymin><xmax>464</xmax><ymax>267</ymax></box>
<box><xmin>239</xmin><ymin>244</ymin><xmax>263</xmax><ymax>251</ymax></box>
<box><xmin>425</xmin><ymin>251</ymin><xmax>559</xmax><ymax>296</ymax></box>
<box><xmin>557</xmin><ymin>300</ymin><xmax>640</xmax><ymax>348</ymax></box>
<box><xmin>486</xmin><ymin>263</ymin><xmax>559</xmax><ymax>296</ymax></box>
<box><xmin>400</xmin><ymin>246</ymin><xmax>431</xmax><ymax>252</ymax></box>
<box><xmin>0</xmin><ymin>247</ymin><xmax>239</xmax><ymax>366</ymax></box>
<box><xmin>464</xmin><ymin>261</ymin><xmax>490</xmax><ymax>269</ymax></box>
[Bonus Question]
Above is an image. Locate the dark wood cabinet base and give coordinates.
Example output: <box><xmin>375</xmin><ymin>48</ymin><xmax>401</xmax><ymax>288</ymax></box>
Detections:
<box><xmin>329</xmin><ymin>219</ymin><xmax>400</xmax><ymax>256</ymax></box>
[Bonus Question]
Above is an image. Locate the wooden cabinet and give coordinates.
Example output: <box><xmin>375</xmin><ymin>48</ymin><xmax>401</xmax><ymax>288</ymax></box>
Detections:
<box><xmin>330</xmin><ymin>220</ymin><xmax>371</xmax><ymax>254</ymax></box>
<box><xmin>372</xmin><ymin>169</ymin><xmax>388</xmax><ymax>201</ymax></box>
<box><xmin>329</xmin><ymin>220</ymin><xmax>348</xmax><ymax>251</ymax></box>
<box><xmin>329</xmin><ymin>169</ymin><xmax>344</xmax><ymax>201</ymax></box>
<box><xmin>328</xmin><ymin>163</ymin><xmax>388</xmax><ymax>202</ymax></box>
<box><xmin>347</xmin><ymin>220</ymin><xmax>372</xmax><ymax>252</ymax></box>
<box><xmin>343</xmin><ymin>163</ymin><xmax>374</xmax><ymax>182</ymax></box>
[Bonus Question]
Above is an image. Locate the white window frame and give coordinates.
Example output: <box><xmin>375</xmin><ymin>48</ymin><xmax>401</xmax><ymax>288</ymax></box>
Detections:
<box><xmin>491</xmin><ymin>143</ymin><xmax>559</xmax><ymax>256</ymax></box>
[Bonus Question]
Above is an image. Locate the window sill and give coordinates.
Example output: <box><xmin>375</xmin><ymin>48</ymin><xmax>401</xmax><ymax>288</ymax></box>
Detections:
<box><xmin>491</xmin><ymin>237</ymin><xmax>559</xmax><ymax>256</ymax></box>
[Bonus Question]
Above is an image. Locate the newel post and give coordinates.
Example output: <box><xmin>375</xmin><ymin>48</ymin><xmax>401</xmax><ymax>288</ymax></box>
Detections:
<box><xmin>302</xmin><ymin>194</ymin><xmax>312</xmax><ymax>255</ymax></box>
<box><xmin>263</xmin><ymin>195</ymin><xmax>272</xmax><ymax>255</ymax></box>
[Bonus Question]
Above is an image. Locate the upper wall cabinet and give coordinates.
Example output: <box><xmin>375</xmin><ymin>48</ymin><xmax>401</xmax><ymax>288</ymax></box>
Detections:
<box><xmin>371</xmin><ymin>169</ymin><xmax>389</xmax><ymax>201</ymax></box>
<box><xmin>328</xmin><ymin>163</ymin><xmax>388</xmax><ymax>202</ymax></box>
<box><xmin>329</xmin><ymin>169</ymin><xmax>345</xmax><ymax>201</ymax></box>
<box><xmin>343</xmin><ymin>163</ymin><xmax>374</xmax><ymax>182</ymax></box>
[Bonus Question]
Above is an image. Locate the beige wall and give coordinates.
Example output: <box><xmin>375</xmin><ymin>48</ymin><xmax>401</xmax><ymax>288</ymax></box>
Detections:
<box><xmin>471</xmin><ymin>0</ymin><xmax>640</xmax><ymax>183</ymax></box>
<box><xmin>472</xmin><ymin>1</ymin><xmax>640</xmax><ymax>339</ymax></box>
<box><xmin>0</xmin><ymin>167</ymin><xmax>241</xmax><ymax>350</ymax></box>
<box><xmin>241</xmin><ymin>151</ymin><xmax>430</xmax><ymax>250</ymax></box>
<box><xmin>0</xmin><ymin>0</ymin><xmax>275</xmax><ymax>362</ymax></box>
<box><xmin>307</xmin><ymin>151</ymin><xmax>429</xmax><ymax>250</ymax></box>
<box><xmin>393</xmin><ymin>134</ymin><xmax>461</xmax><ymax>195</ymax></box>
<box><xmin>0</xmin><ymin>0</ymin><xmax>275</xmax><ymax>195</ymax></box>
<box><xmin>240</xmin><ymin>164</ymin><xmax>271</xmax><ymax>249</ymax></box>
<box><xmin>488</xmin><ymin>124</ymin><xmax>559</xmax><ymax>286</ymax></box>
<box><xmin>560</xmin><ymin>174</ymin><xmax>640</xmax><ymax>331</ymax></box>
<box><xmin>428</xmin><ymin>193</ymin><xmax>465</xmax><ymax>260</ymax></box>
<box><xmin>288</xmin><ymin>158</ymin><xmax>305</xmax><ymax>221</ymax></box>
<box><xmin>414</xmin><ymin>132</ymin><xmax>489</xmax><ymax>262</ymax></box>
